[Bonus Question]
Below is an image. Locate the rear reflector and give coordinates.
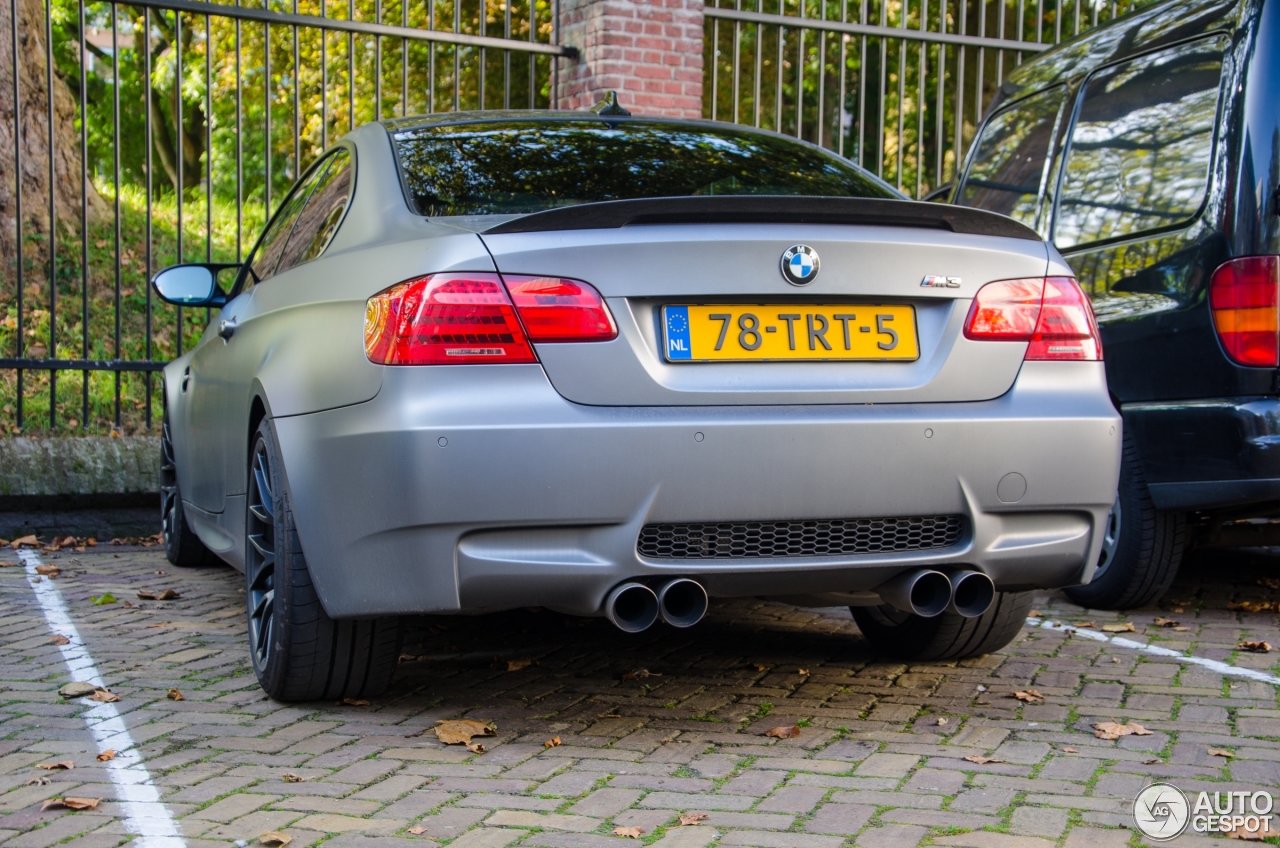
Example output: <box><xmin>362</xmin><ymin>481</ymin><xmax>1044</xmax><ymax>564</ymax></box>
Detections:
<box><xmin>1210</xmin><ymin>256</ymin><xmax>1280</xmax><ymax>367</ymax></box>
<box><xmin>964</xmin><ymin>276</ymin><xmax>1102</xmax><ymax>361</ymax></box>
<box><xmin>364</xmin><ymin>273</ymin><xmax>537</xmax><ymax>365</ymax></box>
<box><xmin>504</xmin><ymin>275</ymin><xmax>617</xmax><ymax>342</ymax></box>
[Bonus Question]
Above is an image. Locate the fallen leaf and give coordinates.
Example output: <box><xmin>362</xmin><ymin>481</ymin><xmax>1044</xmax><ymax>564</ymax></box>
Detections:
<box><xmin>407</xmin><ymin>826</ymin><xmax>427</xmax><ymax>835</ymax></box>
<box><xmin>433</xmin><ymin>718</ymin><xmax>497</xmax><ymax>746</ymax></box>
<box><xmin>466</xmin><ymin>742</ymin><xmax>487</xmax><ymax>754</ymax></box>
<box><xmin>1110</xmin><ymin>656</ymin><xmax>1121</xmax><ymax>663</ymax></box>
<box><xmin>0</xmin><ymin>560</ymin><xmax>16</xmax><ymax>567</ymax></box>
<box><xmin>11</xmin><ymin>535</ymin><xmax>38</xmax><ymax>548</ymax></box>
<box><xmin>37</xmin><ymin>761</ymin><xmax>74</xmax><ymax>770</ymax></box>
<box><xmin>90</xmin><ymin>594</ymin><xmax>116</xmax><ymax>605</ymax></box>
<box><xmin>282</xmin><ymin>773</ymin><xmax>303</xmax><ymax>783</ymax></box>
<box><xmin>543</xmin><ymin>737</ymin><xmax>561</xmax><ymax>749</ymax></box>
<box><xmin>339</xmin><ymin>698</ymin><xmax>370</xmax><ymax>707</ymax></box>
<box><xmin>1101</xmin><ymin>622</ymin><xmax>1136</xmax><ymax>633</ymax></box>
<box><xmin>505</xmin><ymin>657</ymin><xmax>534</xmax><ymax>672</ymax></box>
<box><xmin>1062</xmin><ymin>746</ymin><xmax>1078</xmax><ymax>753</ymax></box>
<box><xmin>797</xmin><ymin>668</ymin><xmax>810</xmax><ymax>675</ymax></box>
<box><xmin>121</xmin><ymin>602</ymin><xmax>134</xmax><ymax>609</ymax></box>
<box><xmin>136</xmin><ymin>589</ymin><xmax>180</xmax><ymax>601</ymax></box>
<box><xmin>1152</xmin><ymin>617</ymin><xmax>1180</xmax><ymax>627</ymax></box>
<box><xmin>167</xmin><ymin>689</ymin><xmax>184</xmax><ymax>701</ymax></box>
<box><xmin>621</xmin><ymin>668</ymin><xmax>660</xmax><ymax>681</ymax></box>
<box><xmin>1258</xmin><ymin>577</ymin><xmax>1280</xmax><ymax>590</ymax></box>
<box><xmin>678</xmin><ymin>813</ymin><xmax>709</xmax><ymax>826</ymax></box>
<box><xmin>935</xmin><ymin>717</ymin><xmax>948</xmax><ymax>726</ymax></box>
<box><xmin>1173</xmin><ymin>626</ymin><xmax>1190</xmax><ymax>631</ymax></box>
<box><xmin>1207</xmin><ymin>747</ymin><xmax>1234</xmax><ymax>758</ymax></box>
<box><xmin>1009</xmin><ymin>689</ymin><xmax>1045</xmax><ymax>703</ymax></box>
<box><xmin>96</xmin><ymin>750</ymin><xmax>115</xmax><ymax>762</ymax></box>
<box><xmin>47</xmin><ymin>634</ymin><xmax>70</xmax><ymax>646</ymax></box>
<box><xmin>1076</xmin><ymin>621</ymin><xmax>1098</xmax><ymax>628</ymax></box>
<box><xmin>25</xmin><ymin>777</ymin><xmax>50</xmax><ymax>786</ymax></box>
<box><xmin>260</xmin><ymin>832</ymin><xmax>293</xmax><ymax>847</ymax></box>
<box><xmin>58</xmin><ymin>682</ymin><xmax>97</xmax><ymax>698</ymax></box>
<box><xmin>764</xmin><ymin>725</ymin><xmax>801</xmax><ymax>738</ymax></box>
<box><xmin>1225</xmin><ymin>817</ymin><xmax>1275</xmax><ymax>840</ymax></box>
<box><xmin>1144</xmin><ymin>758</ymin><xmax>1162</xmax><ymax>764</ymax></box>
<box><xmin>90</xmin><ymin>690</ymin><xmax>120</xmax><ymax>703</ymax></box>
<box><xmin>1228</xmin><ymin>601</ymin><xmax>1280</xmax><ymax>613</ymax></box>
<box><xmin>1238</xmin><ymin>640</ymin><xmax>1273</xmax><ymax>653</ymax></box>
<box><xmin>42</xmin><ymin>797</ymin><xmax>102</xmax><ymax>811</ymax></box>
<box><xmin>1028</xmin><ymin>609</ymin><xmax>1040</xmax><ymax>617</ymax></box>
<box><xmin>749</xmin><ymin>663</ymin><xmax>768</xmax><ymax>671</ymax></box>
<box><xmin>597</xmin><ymin>712</ymin><xmax>622</xmax><ymax>719</ymax></box>
<box><xmin>35</xmin><ymin>564</ymin><xmax>60</xmax><ymax>578</ymax></box>
<box><xmin>1091</xmin><ymin>720</ymin><xmax>1151</xmax><ymax>740</ymax></box>
<box><xmin>962</xmin><ymin>755</ymin><xmax>1006</xmax><ymax>764</ymax></box>
<box><xmin>613</xmin><ymin>827</ymin><xmax>644</xmax><ymax>838</ymax></box>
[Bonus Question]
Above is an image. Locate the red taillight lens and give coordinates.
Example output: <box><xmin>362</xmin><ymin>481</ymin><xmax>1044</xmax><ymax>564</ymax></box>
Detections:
<box><xmin>1210</xmin><ymin>256</ymin><xmax>1280</xmax><ymax>367</ymax></box>
<box><xmin>364</xmin><ymin>273</ymin><xmax>537</xmax><ymax>365</ymax></box>
<box><xmin>964</xmin><ymin>276</ymin><xmax>1102</xmax><ymax>361</ymax></box>
<box><xmin>504</xmin><ymin>276</ymin><xmax>617</xmax><ymax>342</ymax></box>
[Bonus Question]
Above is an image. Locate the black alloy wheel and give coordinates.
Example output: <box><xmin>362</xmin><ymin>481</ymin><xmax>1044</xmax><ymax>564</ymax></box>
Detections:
<box><xmin>161</xmin><ymin>408</ymin><xmax>216</xmax><ymax>567</ymax></box>
<box><xmin>246</xmin><ymin>417</ymin><xmax>402</xmax><ymax>701</ymax></box>
<box><xmin>246</xmin><ymin>436</ymin><xmax>277</xmax><ymax>674</ymax></box>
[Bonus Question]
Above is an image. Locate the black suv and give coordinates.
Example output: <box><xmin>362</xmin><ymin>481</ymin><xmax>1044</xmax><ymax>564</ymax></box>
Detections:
<box><xmin>951</xmin><ymin>0</ymin><xmax>1279</xmax><ymax>608</ymax></box>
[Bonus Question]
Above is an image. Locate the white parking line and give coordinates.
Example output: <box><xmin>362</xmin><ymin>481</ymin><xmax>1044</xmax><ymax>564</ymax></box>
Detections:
<box><xmin>18</xmin><ymin>549</ymin><xmax>185</xmax><ymax>848</ymax></box>
<box><xmin>1026</xmin><ymin>616</ymin><xmax>1280</xmax><ymax>686</ymax></box>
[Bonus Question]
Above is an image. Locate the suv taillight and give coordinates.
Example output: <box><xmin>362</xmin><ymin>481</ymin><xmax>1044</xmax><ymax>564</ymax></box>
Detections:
<box><xmin>963</xmin><ymin>276</ymin><xmax>1102</xmax><ymax>361</ymax></box>
<box><xmin>1210</xmin><ymin>256</ymin><xmax>1280</xmax><ymax>367</ymax></box>
<box><xmin>364</xmin><ymin>273</ymin><xmax>616</xmax><ymax>365</ymax></box>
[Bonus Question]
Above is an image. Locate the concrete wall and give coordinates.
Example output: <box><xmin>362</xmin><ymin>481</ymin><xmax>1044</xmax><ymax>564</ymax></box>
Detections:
<box><xmin>0</xmin><ymin>436</ymin><xmax>159</xmax><ymax>498</ymax></box>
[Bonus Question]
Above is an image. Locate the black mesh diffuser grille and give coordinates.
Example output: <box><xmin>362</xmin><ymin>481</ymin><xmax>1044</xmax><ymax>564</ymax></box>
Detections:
<box><xmin>637</xmin><ymin>515</ymin><xmax>964</xmax><ymax>559</ymax></box>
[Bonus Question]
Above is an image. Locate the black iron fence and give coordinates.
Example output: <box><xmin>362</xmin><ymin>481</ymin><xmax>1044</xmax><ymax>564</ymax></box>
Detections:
<box><xmin>0</xmin><ymin>0</ymin><xmax>566</xmax><ymax>435</ymax></box>
<box><xmin>703</xmin><ymin>0</ymin><xmax>1154</xmax><ymax>197</ymax></box>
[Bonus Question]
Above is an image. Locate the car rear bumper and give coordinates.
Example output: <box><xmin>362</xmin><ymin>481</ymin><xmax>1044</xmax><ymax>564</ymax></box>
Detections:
<box><xmin>1124</xmin><ymin>397</ymin><xmax>1280</xmax><ymax>512</ymax></box>
<box><xmin>273</xmin><ymin>361</ymin><xmax>1121</xmax><ymax>618</ymax></box>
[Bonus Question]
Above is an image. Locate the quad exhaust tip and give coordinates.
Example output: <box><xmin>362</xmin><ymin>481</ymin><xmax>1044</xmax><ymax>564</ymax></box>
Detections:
<box><xmin>948</xmin><ymin>570</ymin><xmax>995</xmax><ymax>618</ymax></box>
<box><xmin>604</xmin><ymin>582</ymin><xmax>660</xmax><ymax>633</ymax></box>
<box><xmin>876</xmin><ymin>569</ymin><xmax>953</xmax><ymax>618</ymax></box>
<box><xmin>657</xmin><ymin>578</ymin><xmax>709</xmax><ymax>628</ymax></box>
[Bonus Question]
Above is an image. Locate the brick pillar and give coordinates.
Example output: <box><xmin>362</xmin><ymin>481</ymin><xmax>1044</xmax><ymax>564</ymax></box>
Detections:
<box><xmin>553</xmin><ymin>0</ymin><xmax>704</xmax><ymax>118</ymax></box>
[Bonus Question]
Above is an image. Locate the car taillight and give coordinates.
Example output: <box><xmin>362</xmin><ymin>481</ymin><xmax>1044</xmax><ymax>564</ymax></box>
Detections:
<box><xmin>963</xmin><ymin>276</ymin><xmax>1102</xmax><ymax>361</ymax></box>
<box><xmin>504</xmin><ymin>275</ymin><xmax>617</xmax><ymax>342</ymax></box>
<box><xmin>1210</xmin><ymin>256</ymin><xmax>1280</xmax><ymax>367</ymax></box>
<box><xmin>364</xmin><ymin>273</ymin><xmax>537</xmax><ymax>365</ymax></box>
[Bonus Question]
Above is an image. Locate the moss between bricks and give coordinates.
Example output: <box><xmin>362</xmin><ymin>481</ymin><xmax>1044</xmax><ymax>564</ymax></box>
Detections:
<box><xmin>0</xmin><ymin>435</ymin><xmax>159</xmax><ymax>495</ymax></box>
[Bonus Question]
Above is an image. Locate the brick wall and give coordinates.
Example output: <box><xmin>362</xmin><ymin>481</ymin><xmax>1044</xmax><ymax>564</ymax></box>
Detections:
<box><xmin>554</xmin><ymin>0</ymin><xmax>704</xmax><ymax>118</ymax></box>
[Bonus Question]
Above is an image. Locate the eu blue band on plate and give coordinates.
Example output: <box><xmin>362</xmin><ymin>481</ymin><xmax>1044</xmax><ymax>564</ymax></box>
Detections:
<box><xmin>665</xmin><ymin>306</ymin><xmax>692</xmax><ymax>361</ymax></box>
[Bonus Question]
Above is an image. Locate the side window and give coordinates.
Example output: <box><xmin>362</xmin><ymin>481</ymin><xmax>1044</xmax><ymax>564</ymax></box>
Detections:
<box><xmin>1053</xmin><ymin>37</ymin><xmax>1227</xmax><ymax>249</ymax></box>
<box><xmin>276</xmin><ymin>148</ymin><xmax>353</xmax><ymax>274</ymax></box>
<box><xmin>956</xmin><ymin>86</ymin><xmax>1066</xmax><ymax>230</ymax></box>
<box><xmin>246</xmin><ymin>155</ymin><xmax>332</xmax><ymax>285</ymax></box>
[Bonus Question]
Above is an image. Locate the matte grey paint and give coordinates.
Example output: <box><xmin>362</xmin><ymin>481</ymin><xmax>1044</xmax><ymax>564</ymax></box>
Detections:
<box><xmin>161</xmin><ymin>118</ymin><xmax>1122</xmax><ymax>623</ymax></box>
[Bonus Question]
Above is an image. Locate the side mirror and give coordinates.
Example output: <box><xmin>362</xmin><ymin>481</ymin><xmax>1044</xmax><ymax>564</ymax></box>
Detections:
<box><xmin>152</xmin><ymin>264</ymin><xmax>237</xmax><ymax>306</ymax></box>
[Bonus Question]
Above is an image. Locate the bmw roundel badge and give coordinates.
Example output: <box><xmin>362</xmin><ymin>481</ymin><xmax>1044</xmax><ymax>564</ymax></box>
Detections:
<box><xmin>780</xmin><ymin>244</ymin><xmax>820</xmax><ymax>286</ymax></box>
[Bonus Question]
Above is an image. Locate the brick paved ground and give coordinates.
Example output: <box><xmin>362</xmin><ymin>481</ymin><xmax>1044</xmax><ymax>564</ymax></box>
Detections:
<box><xmin>1</xmin><ymin>545</ymin><xmax>1278</xmax><ymax>848</ymax></box>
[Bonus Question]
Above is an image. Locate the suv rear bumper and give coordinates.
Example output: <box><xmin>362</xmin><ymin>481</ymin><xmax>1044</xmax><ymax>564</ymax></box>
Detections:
<box><xmin>273</xmin><ymin>361</ymin><xmax>1121</xmax><ymax>619</ymax></box>
<box><xmin>1124</xmin><ymin>398</ymin><xmax>1280</xmax><ymax>511</ymax></box>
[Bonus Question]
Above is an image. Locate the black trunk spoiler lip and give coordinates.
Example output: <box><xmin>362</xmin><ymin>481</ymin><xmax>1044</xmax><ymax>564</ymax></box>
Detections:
<box><xmin>481</xmin><ymin>196</ymin><xmax>1042</xmax><ymax>241</ymax></box>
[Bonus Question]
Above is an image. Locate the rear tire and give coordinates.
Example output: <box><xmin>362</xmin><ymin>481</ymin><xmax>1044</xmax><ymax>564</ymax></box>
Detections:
<box><xmin>247</xmin><ymin>417</ymin><xmax>402</xmax><ymax>702</ymax></box>
<box><xmin>851</xmin><ymin>590</ymin><xmax>1034</xmax><ymax>661</ymax></box>
<box><xmin>1063</xmin><ymin>433</ymin><xmax>1185</xmax><ymax>610</ymax></box>
<box><xmin>161</xmin><ymin>411</ymin><xmax>217</xmax><ymax>568</ymax></box>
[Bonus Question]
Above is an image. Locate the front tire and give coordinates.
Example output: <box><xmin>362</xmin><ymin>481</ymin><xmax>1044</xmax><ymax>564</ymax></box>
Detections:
<box><xmin>1063</xmin><ymin>434</ymin><xmax>1185</xmax><ymax>610</ymax></box>
<box><xmin>851</xmin><ymin>590</ymin><xmax>1034</xmax><ymax>661</ymax></box>
<box><xmin>246</xmin><ymin>418</ymin><xmax>402</xmax><ymax>701</ymax></box>
<box><xmin>161</xmin><ymin>411</ymin><xmax>217</xmax><ymax>567</ymax></box>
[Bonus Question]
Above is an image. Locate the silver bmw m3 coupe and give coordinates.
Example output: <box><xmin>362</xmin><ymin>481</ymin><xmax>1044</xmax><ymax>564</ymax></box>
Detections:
<box><xmin>153</xmin><ymin>102</ymin><xmax>1122</xmax><ymax>701</ymax></box>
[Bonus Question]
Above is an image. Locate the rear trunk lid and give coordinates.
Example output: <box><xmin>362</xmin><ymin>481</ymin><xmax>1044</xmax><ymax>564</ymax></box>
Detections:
<box><xmin>477</xmin><ymin>198</ymin><xmax>1050</xmax><ymax>406</ymax></box>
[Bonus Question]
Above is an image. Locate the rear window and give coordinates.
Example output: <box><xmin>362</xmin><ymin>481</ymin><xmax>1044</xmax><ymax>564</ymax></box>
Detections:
<box><xmin>390</xmin><ymin>119</ymin><xmax>899</xmax><ymax>216</ymax></box>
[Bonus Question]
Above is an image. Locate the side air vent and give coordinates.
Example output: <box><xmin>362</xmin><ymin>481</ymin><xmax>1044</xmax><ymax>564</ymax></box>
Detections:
<box><xmin>637</xmin><ymin>516</ymin><xmax>964</xmax><ymax>559</ymax></box>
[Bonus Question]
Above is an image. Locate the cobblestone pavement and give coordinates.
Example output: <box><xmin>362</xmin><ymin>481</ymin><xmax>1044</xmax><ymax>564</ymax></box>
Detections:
<box><xmin>1</xmin><ymin>546</ymin><xmax>1278</xmax><ymax>848</ymax></box>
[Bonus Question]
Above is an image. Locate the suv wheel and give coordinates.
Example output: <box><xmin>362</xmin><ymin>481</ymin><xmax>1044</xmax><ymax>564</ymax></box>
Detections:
<box><xmin>851</xmin><ymin>590</ymin><xmax>1034</xmax><ymax>661</ymax></box>
<box><xmin>246</xmin><ymin>417</ymin><xmax>402</xmax><ymax>701</ymax></box>
<box><xmin>161</xmin><ymin>411</ymin><xmax>217</xmax><ymax>567</ymax></box>
<box><xmin>1063</xmin><ymin>434</ymin><xmax>1185</xmax><ymax>610</ymax></box>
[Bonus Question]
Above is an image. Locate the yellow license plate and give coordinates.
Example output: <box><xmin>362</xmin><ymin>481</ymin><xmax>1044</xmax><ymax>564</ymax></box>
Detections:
<box><xmin>662</xmin><ymin>304</ymin><xmax>919</xmax><ymax>362</ymax></box>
